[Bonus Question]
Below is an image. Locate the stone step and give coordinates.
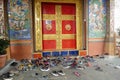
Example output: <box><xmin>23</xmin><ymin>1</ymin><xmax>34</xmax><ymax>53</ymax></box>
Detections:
<box><xmin>0</xmin><ymin>59</ymin><xmax>15</xmax><ymax>76</ymax></box>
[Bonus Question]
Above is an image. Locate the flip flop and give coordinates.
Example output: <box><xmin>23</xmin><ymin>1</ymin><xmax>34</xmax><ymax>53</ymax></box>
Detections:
<box><xmin>73</xmin><ymin>71</ymin><xmax>80</xmax><ymax>77</ymax></box>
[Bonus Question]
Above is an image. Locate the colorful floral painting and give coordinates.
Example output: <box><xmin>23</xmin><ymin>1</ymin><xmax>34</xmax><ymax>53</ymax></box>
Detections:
<box><xmin>0</xmin><ymin>0</ymin><xmax>5</xmax><ymax>38</ymax></box>
<box><xmin>8</xmin><ymin>0</ymin><xmax>31</xmax><ymax>40</ymax></box>
<box><xmin>89</xmin><ymin>0</ymin><xmax>106</xmax><ymax>38</ymax></box>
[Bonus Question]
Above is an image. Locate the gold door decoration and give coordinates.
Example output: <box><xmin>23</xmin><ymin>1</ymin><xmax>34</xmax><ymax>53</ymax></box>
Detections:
<box><xmin>34</xmin><ymin>0</ymin><xmax>83</xmax><ymax>51</ymax></box>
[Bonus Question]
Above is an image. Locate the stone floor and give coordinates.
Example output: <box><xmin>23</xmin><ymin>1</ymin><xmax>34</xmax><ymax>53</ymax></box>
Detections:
<box><xmin>1</xmin><ymin>56</ymin><xmax>120</xmax><ymax>80</ymax></box>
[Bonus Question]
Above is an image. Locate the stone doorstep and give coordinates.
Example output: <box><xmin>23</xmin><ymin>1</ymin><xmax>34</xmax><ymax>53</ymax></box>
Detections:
<box><xmin>0</xmin><ymin>59</ymin><xmax>15</xmax><ymax>76</ymax></box>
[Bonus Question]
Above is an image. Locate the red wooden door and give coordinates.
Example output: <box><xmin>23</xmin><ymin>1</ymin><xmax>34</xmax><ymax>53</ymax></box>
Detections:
<box><xmin>42</xmin><ymin>3</ymin><xmax>76</xmax><ymax>51</ymax></box>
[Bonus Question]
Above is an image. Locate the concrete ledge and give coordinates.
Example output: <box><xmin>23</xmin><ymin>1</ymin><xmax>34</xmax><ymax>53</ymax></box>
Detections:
<box><xmin>0</xmin><ymin>59</ymin><xmax>15</xmax><ymax>76</ymax></box>
<box><xmin>105</xmin><ymin>55</ymin><xmax>119</xmax><ymax>59</ymax></box>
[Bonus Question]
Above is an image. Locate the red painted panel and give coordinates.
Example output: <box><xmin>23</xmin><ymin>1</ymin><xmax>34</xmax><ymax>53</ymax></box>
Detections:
<box><xmin>62</xmin><ymin>39</ymin><xmax>76</xmax><ymax>49</ymax></box>
<box><xmin>42</xmin><ymin>20</ymin><xmax>56</xmax><ymax>34</ymax></box>
<box><xmin>42</xmin><ymin>3</ymin><xmax>55</xmax><ymax>14</ymax></box>
<box><xmin>62</xmin><ymin>20</ymin><xmax>76</xmax><ymax>34</ymax></box>
<box><xmin>43</xmin><ymin>40</ymin><xmax>56</xmax><ymax>50</ymax></box>
<box><xmin>80</xmin><ymin>50</ymin><xmax>87</xmax><ymax>57</ymax></box>
<box><xmin>33</xmin><ymin>54</ymin><xmax>42</xmax><ymax>59</ymax></box>
<box><xmin>62</xmin><ymin>4</ymin><xmax>76</xmax><ymax>15</ymax></box>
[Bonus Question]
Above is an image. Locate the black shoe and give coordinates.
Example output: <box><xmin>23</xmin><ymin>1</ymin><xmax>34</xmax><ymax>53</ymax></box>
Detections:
<box><xmin>95</xmin><ymin>67</ymin><xmax>103</xmax><ymax>71</ymax></box>
<box><xmin>10</xmin><ymin>62</ymin><xmax>18</xmax><ymax>66</ymax></box>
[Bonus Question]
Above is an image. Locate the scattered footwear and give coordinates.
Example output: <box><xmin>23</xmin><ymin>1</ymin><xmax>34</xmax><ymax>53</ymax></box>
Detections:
<box><xmin>51</xmin><ymin>70</ymin><xmax>65</xmax><ymax>76</ymax></box>
<box><xmin>57</xmin><ymin>70</ymin><xmax>65</xmax><ymax>75</ymax></box>
<box><xmin>78</xmin><ymin>61</ymin><xmax>83</xmax><ymax>64</ymax></box>
<box><xmin>76</xmin><ymin>66</ymin><xmax>84</xmax><ymax>70</ymax></box>
<box><xmin>1</xmin><ymin>72</ymin><xmax>14</xmax><ymax>80</ymax></box>
<box><xmin>40</xmin><ymin>67</ymin><xmax>50</xmax><ymax>71</ymax></box>
<box><xmin>51</xmin><ymin>71</ymin><xmax>59</xmax><ymax>76</ymax></box>
<box><xmin>86</xmin><ymin>62</ymin><xmax>92</xmax><ymax>67</ymax></box>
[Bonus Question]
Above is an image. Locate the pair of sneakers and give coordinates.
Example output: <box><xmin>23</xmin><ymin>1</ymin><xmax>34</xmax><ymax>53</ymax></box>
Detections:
<box><xmin>51</xmin><ymin>70</ymin><xmax>65</xmax><ymax>76</ymax></box>
<box><xmin>1</xmin><ymin>72</ymin><xmax>14</xmax><ymax>80</ymax></box>
<box><xmin>40</xmin><ymin>67</ymin><xmax>50</xmax><ymax>71</ymax></box>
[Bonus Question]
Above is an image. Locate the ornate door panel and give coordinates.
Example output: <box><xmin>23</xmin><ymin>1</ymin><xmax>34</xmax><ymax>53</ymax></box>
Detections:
<box><xmin>61</xmin><ymin>4</ymin><xmax>76</xmax><ymax>49</ymax></box>
<box><xmin>34</xmin><ymin>0</ymin><xmax>83</xmax><ymax>51</ymax></box>
<box><xmin>42</xmin><ymin>3</ymin><xmax>76</xmax><ymax>50</ymax></box>
<box><xmin>42</xmin><ymin>3</ymin><xmax>56</xmax><ymax>50</ymax></box>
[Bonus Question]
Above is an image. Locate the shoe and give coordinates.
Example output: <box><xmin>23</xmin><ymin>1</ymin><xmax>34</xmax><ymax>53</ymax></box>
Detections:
<box><xmin>57</xmin><ymin>70</ymin><xmax>65</xmax><ymax>75</ymax></box>
<box><xmin>10</xmin><ymin>62</ymin><xmax>18</xmax><ymax>66</ymax></box>
<box><xmin>76</xmin><ymin>66</ymin><xmax>84</xmax><ymax>70</ymax></box>
<box><xmin>3</xmin><ymin>77</ymin><xmax>13</xmax><ymax>80</ymax></box>
<box><xmin>114</xmin><ymin>65</ymin><xmax>120</xmax><ymax>69</ymax></box>
<box><xmin>9</xmin><ymin>73</ymin><xmax>14</xmax><ymax>77</ymax></box>
<box><xmin>43</xmin><ymin>75</ymin><xmax>48</xmax><ymax>78</ymax></box>
<box><xmin>44</xmin><ymin>67</ymin><xmax>50</xmax><ymax>71</ymax></box>
<box><xmin>40</xmin><ymin>67</ymin><xmax>50</xmax><ymax>71</ymax></box>
<box><xmin>74</xmin><ymin>71</ymin><xmax>80</xmax><ymax>77</ymax></box>
<box><xmin>51</xmin><ymin>71</ymin><xmax>59</xmax><ymax>76</ymax></box>
<box><xmin>2</xmin><ymin>72</ymin><xmax>13</xmax><ymax>80</ymax></box>
<box><xmin>40</xmin><ymin>67</ymin><xmax>46</xmax><ymax>71</ymax></box>
<box><xmin>63</xmin><ymin>65</ymin><xmax>71</xmax><ymax>69</ymax></box>
<box><xmin>95</xmin><ymin>67</ymin><xmax>103</xmax><ymax>71</ymax></box>
<box><xmin>79</xmin><ymin>61</ymin><xmax>83</xmax><ymax>64</ymax></box>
